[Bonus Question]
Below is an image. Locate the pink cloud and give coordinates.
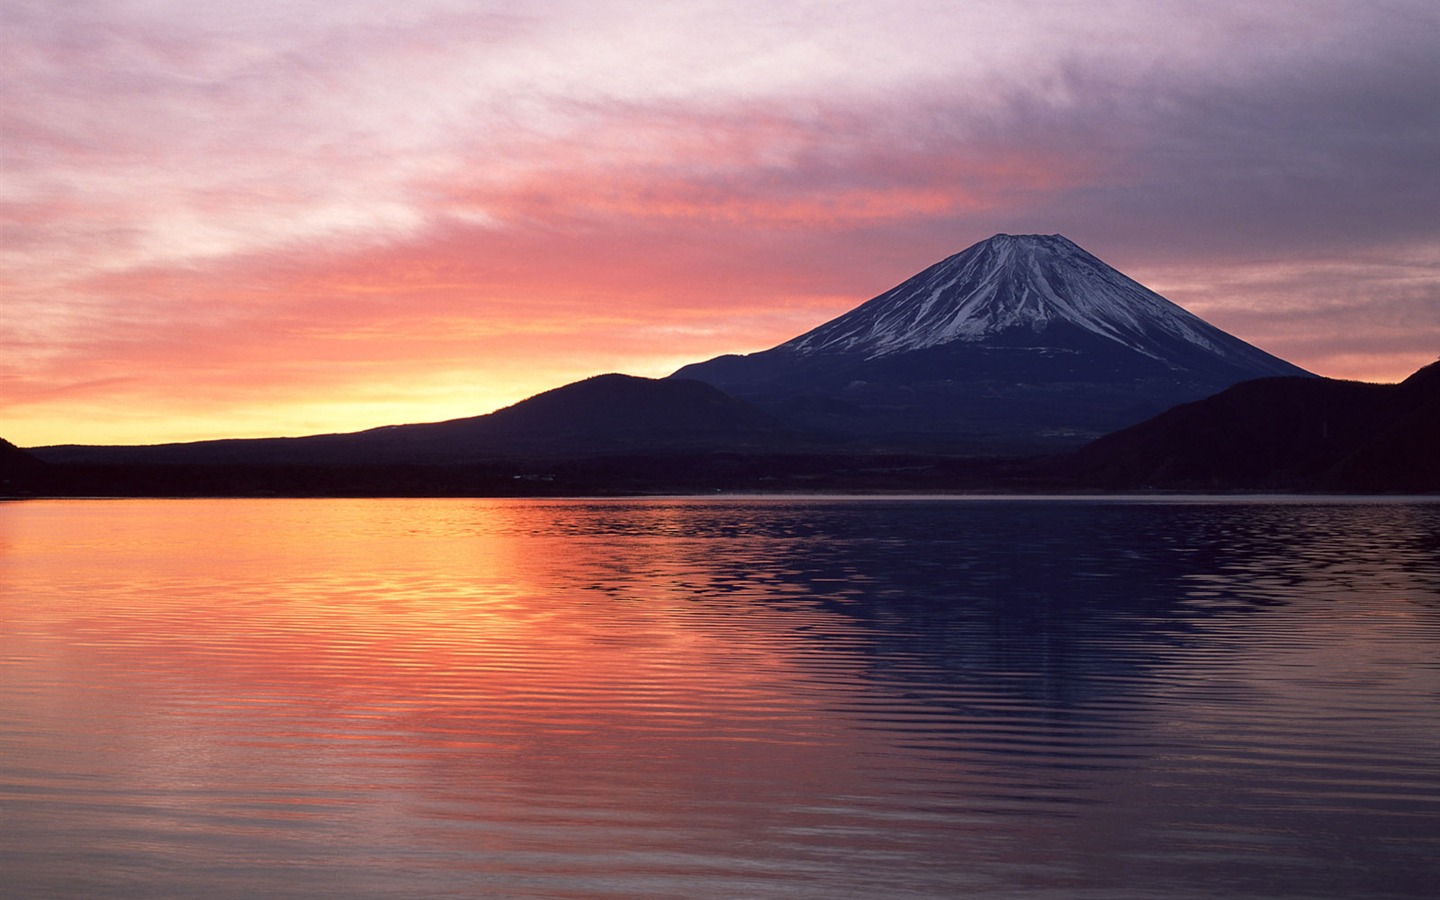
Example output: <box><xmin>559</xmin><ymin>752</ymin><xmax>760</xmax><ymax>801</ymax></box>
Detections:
<box><xmin>3</xmin><ymin>1</ymin><xmax>1435</xmax><ymax>445</ymax></box>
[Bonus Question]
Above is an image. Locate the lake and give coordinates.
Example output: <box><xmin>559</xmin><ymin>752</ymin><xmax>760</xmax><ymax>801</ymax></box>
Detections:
<box><xmin>2</xmin><ymin>496</ymin><xmax>1438</xmax><ymax>898</ymax></box>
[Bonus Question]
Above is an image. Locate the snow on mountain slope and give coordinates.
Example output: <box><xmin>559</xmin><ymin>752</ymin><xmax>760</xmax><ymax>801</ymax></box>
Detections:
<box><xmin>780</xmin><ymin>233</ymin><xmax>1296</xmax><ymax>376</ymax></box>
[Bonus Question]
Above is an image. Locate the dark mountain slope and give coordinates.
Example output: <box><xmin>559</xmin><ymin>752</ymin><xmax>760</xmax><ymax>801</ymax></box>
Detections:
<box><xmin>1</xmin><ymin>437</ymin><xmax>41</xmax><ymax>471</ymax></box>
<box><xmin>1063</xmin><ymin>361</ymin><xmax>1440</xmax><ymax>492</ymax></box>
<box><xmin>674</xmin><ymin>234</ymin><xmax>1310</xmax><ymax>451</ymax></box>
<box><xmin>1</xmin><ymin>438</ymin><xmax>48</xmax><ymax>494</ymax></box>
<box><xmin>32</xmin><ymin>374</ymin><xmax>799</xmax><ymax>467</ymax></box>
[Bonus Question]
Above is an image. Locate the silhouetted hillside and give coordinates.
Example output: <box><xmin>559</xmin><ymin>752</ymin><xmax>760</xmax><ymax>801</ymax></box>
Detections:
<box><xmin>1</xmin><ymin>438</ymin><xmax>48</xmax><ymax>495</ymax></box>
<box><xmin>1063</xmin><ymin>361</ymin><xmax>1440</xmax><ymax>491</ymax></box>
<box><xmin>33</xmin><ymin>374</ymin><xmax>802</xmax><ymax>467</ymax></box>
<box><xmin>450</xmin><ymin>372</ymin><xmax>791</xmax><ymax>451</ymax></box>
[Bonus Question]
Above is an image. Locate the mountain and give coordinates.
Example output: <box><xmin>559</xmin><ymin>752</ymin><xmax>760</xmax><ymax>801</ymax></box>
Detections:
<box><xmin>1</xmin><ymin>437</ymin><xmax>39</xmax><ymax>468</ymax></box>
<box><xmin>32</xmin><ymin>374</ymin><xmax>796</xmax><ymax>467</ymax></box>
<box><xmin>674</xmin><ymin>233</ymin><xmax>1311</xmax><ymax>452</ymax></box>
<box><xmin>1</xmin><ymin>437</ymin><xmax>47</xmax><ymax>494</ymax></box>
<box><xmin>1062</xmin><ymin>360</ymin><xmax>1440</xmax><ymax>492</ymax></box>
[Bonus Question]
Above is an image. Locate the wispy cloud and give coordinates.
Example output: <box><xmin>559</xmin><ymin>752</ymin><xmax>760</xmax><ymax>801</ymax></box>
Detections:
<box><xmin>3</xmin><ymin>0</ymin><xmax>1436</xmax><ymax>444</ymax></box>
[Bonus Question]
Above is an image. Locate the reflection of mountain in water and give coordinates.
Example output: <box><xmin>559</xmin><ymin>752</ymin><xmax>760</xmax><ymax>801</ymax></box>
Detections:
<box><xmin>576</xmin><ymin>500</ymin><xmax>1440</xmax><ymax>723</ymax></box>
<box><xmin>7</xmin><ymin>496</ymin><xmax>1436</xmax><ymax>899</ymax></box>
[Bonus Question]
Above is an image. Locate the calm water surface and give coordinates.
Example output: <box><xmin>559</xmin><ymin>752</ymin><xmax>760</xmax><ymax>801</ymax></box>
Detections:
<box><xmin>2</xmin><ymin>497</ymin><xmax>1438</xmax><ymax>898</ymax></box>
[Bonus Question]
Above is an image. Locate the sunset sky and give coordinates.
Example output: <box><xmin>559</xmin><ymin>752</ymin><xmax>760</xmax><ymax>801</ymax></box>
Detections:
<box><xmin>4</xmin><ymin>0</ymin><xmax>1437</xmax><ymax>447</ymax></box>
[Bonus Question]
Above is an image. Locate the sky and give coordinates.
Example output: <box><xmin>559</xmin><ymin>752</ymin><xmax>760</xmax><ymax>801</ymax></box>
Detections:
<box><xmin>3</xmin><ymin>0</ymin><xmax>1437</xmax><ymax>447</ymax></box>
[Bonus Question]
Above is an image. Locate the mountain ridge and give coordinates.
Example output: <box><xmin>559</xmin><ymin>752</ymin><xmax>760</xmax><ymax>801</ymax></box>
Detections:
<box><xmin>11</xmin><ymin>363</ymin><xmax>1434</xmax><ymax>496</ymax></box>
<box><xmin>31</xmin><ymin>374</ymin><xmax>801</xmax><ymax>467</ymax></box>
<box><xmin>1062</xmin><ymin>360</ymin><xmax>1440</xmax><ymax>491</ymax></box>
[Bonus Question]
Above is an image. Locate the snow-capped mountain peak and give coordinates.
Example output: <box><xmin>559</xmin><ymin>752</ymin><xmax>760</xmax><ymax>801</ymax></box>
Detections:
<box><xmin>784</xmin><ymin>233</ymin><xmax>1225</xmax><ymax>363</ymax></box>
<box><xmin>671</xmin><ymin>232</ymin><xmax>1310</xmax><ymax>452</ymax></box>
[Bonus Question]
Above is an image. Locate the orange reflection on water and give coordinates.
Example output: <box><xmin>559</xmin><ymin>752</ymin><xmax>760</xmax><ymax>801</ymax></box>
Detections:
<box><xmin>6</xmin><ymin>496</ymin><xmax>1440</xmax><ymax>899</ymax></box>
<box><xmin>0</xmin><ymin>499</ymin><xmax>870</xmax><ymax>827</ymax></box>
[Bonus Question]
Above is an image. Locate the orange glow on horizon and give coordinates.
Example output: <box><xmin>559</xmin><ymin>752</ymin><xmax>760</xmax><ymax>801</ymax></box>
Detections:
<box><xmin>4</xmin><ymin>220</ymin><xmax>1432</xmax><ymax>448</ymax></box>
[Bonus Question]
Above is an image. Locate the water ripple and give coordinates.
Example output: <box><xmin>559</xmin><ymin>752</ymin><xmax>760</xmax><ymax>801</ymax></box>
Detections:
<box><xmin>2</xmin><ymin>496</ymin><xmax>1438</xmax><ymax>898</ymax></box>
